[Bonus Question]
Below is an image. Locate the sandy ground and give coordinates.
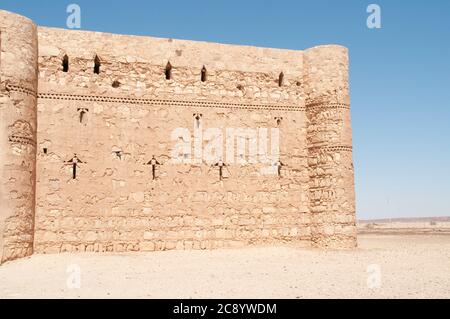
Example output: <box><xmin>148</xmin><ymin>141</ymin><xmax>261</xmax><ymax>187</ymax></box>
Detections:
<box><xmin>358</xmin><ymin>219</ymin><xmax>450</xmax><ymax>235</ymax></box>
<box><xmin>0</xmin><ymin>234</ymin><xmax>449</xmax><ymax>299</ymax></box>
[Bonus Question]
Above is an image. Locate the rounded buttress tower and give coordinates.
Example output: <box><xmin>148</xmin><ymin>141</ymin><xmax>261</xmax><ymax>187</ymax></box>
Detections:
<box><xmin>0</xmin><ymin>10</ymin><xmax>38</xmax><ymax>263</ymax></box>
<box><xmin>304</xmin><ymin>45</ymin><xmax>357</xmax><ymax>249</ymax></box>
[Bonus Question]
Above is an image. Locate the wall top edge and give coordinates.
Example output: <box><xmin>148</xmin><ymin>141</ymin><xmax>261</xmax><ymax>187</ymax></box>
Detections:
<box><xmin>0</xmin><ymin>9</ymin><xmax>36</xmax><ymax>25</ymax></box>
<box><xmin>0</xmin><ymin>9</ymin><xmax>348</xmax><ymax>74</ymax></box>
<box><xmin>36</xmin><ymin>26</ymin><xmax>348</xmax><ymax>58</ymax></box>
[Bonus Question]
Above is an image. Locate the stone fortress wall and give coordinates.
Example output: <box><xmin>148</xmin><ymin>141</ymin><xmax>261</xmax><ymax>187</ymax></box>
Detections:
<box><xmin>0</xmin><ymin>9</ymin><xmax>356</xmax><ymax>264</ymax></box>
<box><xmin>0</xmin><ymin>11</ymin><xmax>38</xmax><ymax>263</ymax></box>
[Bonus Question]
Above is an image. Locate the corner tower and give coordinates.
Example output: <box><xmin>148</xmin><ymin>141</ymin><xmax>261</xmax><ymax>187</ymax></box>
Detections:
<box><xmin>0</xmin><ymin>10</ymin><xmax>38</xmax><ymax>263</ymax></box>
<box><xmin>303</xmin><ymin>45</ymin><xmax>357</xmax><ymax>248</ymax></box>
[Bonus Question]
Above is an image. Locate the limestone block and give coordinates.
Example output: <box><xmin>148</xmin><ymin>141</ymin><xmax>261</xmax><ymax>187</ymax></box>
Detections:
<box><xmin>139</xmin><ymin>241</ymin><xmax>155</xmax><ymax>251</ymax></box>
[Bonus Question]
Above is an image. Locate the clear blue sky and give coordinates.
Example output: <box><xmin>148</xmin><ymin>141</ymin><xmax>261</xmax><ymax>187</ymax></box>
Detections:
<box><xmin>2</xmin><ymin>0</ymin><xmax>449</xmax><ymax>219</ymax></box>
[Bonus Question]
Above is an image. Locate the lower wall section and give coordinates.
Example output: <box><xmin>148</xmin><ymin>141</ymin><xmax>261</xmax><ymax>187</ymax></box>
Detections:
<box><xmin>0</xmin><ymin>90</ymin><xmax>37</xmax><ymax>264</ymax></box>
<box><xmin>36</xmin><ymin>240</ymin><xmax>312</xmax><ymax>254</ymax></box>
<box><xmin>34</xmin><ymin>93</ymin><xmax>318</xmax><ymax>254</ymax></box>
<box><xmin>35</xmin><ymin>212</ymin><xmax>311</xmax><ymax>253</ymax></box>
<box><xmin>34</xmin><ymin>183</ymin><xmax>313</xmax><ymax>253</ymax></box>
<box><xmin>1</xmin><ymin>166</ymin><xmax>35</xmax><ymax>261</ymax></box>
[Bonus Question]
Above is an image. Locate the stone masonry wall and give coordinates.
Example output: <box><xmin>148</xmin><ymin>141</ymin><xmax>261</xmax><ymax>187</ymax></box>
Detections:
<box><xmin>304</xmin><ymin>46</ymin><xmax>357</xmax><ymax>248</ymax></box>
<box><xmin>34</xmin><ymin>99</ymin><xmax>310</xmax><ymax>253</ymax></box>
<box><xmin>0</xmin><ymin>10</ymin><xmax>38</xmax><ymax>263</ymax></box>
<box><xmin>34</xmin><ymin>27</ymin><xmax>310</xmax><ymax>253</ymax></box>
<box><xmin>0</xmin><ymin>9</ymin><xmax>356</xmax><ymax>262</ymax></box>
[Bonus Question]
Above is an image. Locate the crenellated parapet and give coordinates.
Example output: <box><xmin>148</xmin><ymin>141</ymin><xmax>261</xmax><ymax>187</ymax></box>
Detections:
<box><xmin>0</xmin><ymin>10</ymin><xmax>38</xmax><ymax>263</ymax></box>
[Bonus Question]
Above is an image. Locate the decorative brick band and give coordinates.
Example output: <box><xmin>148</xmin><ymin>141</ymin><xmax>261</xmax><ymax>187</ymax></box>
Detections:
<box><xmin>308</xmin><ymin>145</ymin><xmax>353</xmax><ymax>153</ymax></box>
<box><xmin>305</xmin><ymin>101</ymin><xmax>350</xmax><ymax>111</ymax></box>
<box><xmin>5</xmin><ymin>83</ymin><xmax>37</xmax><ymax>97</ymax></box>
<box><xmin>6</xmin><ymin>83</ymin><xmax>355</xmax><ymax>112</ymax></box>
<box><xmin>8</xmin><ymin>135</ymin><xmax>36</xmax><ymax>146</ymax></box>
<box><xmin>37</xmin><ymin>92</ymin><xmax>305</xmax><ymax>112</ymax></box>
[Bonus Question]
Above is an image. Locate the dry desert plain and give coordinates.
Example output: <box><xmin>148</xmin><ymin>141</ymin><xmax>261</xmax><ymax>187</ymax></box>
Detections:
<box><xmin>0</xmin><ymin>218</ymin><xmax>449</xmax><ymax>299</ymax></box>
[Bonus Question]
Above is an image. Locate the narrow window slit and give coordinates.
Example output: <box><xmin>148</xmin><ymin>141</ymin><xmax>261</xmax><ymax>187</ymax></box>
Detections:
<box><xmin>145</xmin><ymin>156</ymin><xmax>161</xmax><ymax>180</ymax></box>
<box><xmin>62</xmin><ymin>55</ymin><xmax>69</xmax><ymax>72</ymax></box>
<box><xmin>94</xmin><ymin>55</ymin><xmax>101</xmax><ymax>74</ymax></box>
<box><xmin>165</xmin><ymin>62</ymin><xmax>172</xmax><ymax>80</ymax></box>
<box><xmin>278</xmin><ymin>72</ymin><xmax>284</xmax><ymax>87</ymax></box>
<box><xmin>275</xmin><ymin>116</ymin><xmax>283</xmax><ymax>126</ymax></box>
<box><xmin>67</xmin><ymin>154</ymin><xmax>83</xmax><ymax>180</ymax></box>
<box><xmin>77</xmin><ymin>108</ymin><xmax>89</xmax><ymax>123</ymax></box>
<box><xmin>201</xmin><ymin>66</ymin><xmax>207</xmax><ymax>82</ymax></box>
<box><xmin>193</xmin><ymin>113</ymin><xmax>203</xmax><ymax>128</ymax></box>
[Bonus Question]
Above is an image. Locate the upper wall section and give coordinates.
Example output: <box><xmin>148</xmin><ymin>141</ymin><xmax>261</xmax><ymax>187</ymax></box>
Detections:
<box><xmin>37</xmin><ymin>27</ymin><xmax>308</xmax><ymax>106</ymax></box>
<box><xmin>303</xmin><ymin>45</ymin><xmax>349</xmax><ymax>104</ymax></box>
<box><xmin>0</xmin><ymin>10</ymin><xmax>38</xmax><ymax>90</ymax></box>
<box><xmin>37</xmin><ymin>27</ymin><xmax>303</xmax><ymax>75</ymax></box>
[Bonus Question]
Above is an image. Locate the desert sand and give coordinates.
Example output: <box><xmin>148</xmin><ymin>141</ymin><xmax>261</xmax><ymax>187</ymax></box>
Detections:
<box><xmin>0</xmin><ymin>231</ymin><xmax>449</xmax><ymax>299</ymax></box>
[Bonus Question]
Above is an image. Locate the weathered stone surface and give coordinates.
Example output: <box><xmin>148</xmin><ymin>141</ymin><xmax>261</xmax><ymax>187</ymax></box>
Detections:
<box><xmin>0</xmin><ymin>10</ymin><xmax>38</xmax><ymax>264</ymax></box>
<box><xmin>0</xmin><ymin>9</ymin><xmax>356</xmax><ymax>264</ymax></box>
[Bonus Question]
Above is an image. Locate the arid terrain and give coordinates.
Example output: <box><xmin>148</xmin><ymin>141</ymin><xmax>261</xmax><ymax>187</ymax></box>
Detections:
<box><xmin>0</xmin><ymin>219</ymin><xmax>449</xmax><ymax>299</ymax></box>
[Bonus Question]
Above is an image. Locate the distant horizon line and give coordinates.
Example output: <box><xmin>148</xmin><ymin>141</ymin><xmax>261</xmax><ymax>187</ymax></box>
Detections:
<box><xmin>358</xmin><ymin>216</ymin><xmax>450</xmax><ymax>223</ymax></box>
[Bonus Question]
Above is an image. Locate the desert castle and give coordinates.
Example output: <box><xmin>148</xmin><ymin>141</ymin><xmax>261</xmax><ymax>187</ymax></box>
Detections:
<box><xmin>0</xmin><ymin>10</ymin><xmax>356</xmax><ymax>264</ymax></box>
